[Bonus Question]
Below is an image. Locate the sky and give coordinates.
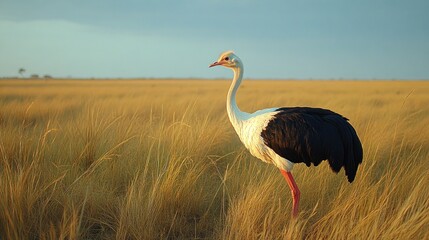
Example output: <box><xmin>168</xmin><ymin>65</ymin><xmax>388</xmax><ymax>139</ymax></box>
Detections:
<box><xmin>0</xmin><ymin>0</ymin><xmax>428</xmax><ymax>79</ymax></box>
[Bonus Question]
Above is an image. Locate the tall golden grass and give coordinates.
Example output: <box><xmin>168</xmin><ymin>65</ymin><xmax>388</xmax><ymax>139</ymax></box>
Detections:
<box><xmin>0</xmin><ymin>79</ymin><xmax>428</xmax><ymax>239</ymax></box>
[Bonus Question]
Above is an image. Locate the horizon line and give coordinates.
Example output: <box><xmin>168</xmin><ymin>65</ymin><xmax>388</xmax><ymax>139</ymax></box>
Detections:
<box><xmin>1</xmin><ymin>76</ymin><xmax>428</xmax><ymax>81</ymax></box>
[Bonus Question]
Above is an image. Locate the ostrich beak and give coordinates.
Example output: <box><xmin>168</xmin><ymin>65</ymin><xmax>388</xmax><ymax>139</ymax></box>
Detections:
<box><xmin>209</xmin><ymin>60</ymin><xmax>225</xmax><ymax>68</ymax></box>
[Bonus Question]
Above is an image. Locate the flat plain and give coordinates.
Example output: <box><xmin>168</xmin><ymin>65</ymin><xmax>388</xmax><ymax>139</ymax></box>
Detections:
<box><xmin>0</xmin><ymin>79</ymin><xmax>428</xmax><ymax>239</ymax></box>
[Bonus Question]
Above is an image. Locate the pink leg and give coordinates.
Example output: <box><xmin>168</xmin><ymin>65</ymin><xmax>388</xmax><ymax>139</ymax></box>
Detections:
<box><xmin>280</xmin><ymin>169</ymin><xmax>301</xmax><ymax>218</ymax></box>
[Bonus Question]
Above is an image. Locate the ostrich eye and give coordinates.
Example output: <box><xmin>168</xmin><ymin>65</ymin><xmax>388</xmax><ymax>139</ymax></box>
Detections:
<box><xmin>224</xmin><ymin>57</ymin><xmax>229</xmax><ymax>61</ymax></box>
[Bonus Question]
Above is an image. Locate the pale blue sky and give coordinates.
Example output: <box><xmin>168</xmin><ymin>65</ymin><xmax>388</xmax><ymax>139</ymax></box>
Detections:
<box><xmin>0</xmin><ymin>0</ymin><xmax>428</xmax><ymax>79</ymax></box>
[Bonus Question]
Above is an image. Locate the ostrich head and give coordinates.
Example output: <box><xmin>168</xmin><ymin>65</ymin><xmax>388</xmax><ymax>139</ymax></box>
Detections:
<box><xmin>209</xmin><ymin>51</ymin><xmax>242</xmax><ymax>69</ymax></box>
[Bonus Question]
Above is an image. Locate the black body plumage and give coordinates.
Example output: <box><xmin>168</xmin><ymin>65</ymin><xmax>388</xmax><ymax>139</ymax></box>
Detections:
<box><xmin>260</xmin><ymin>107</ymin><xmax>363</xmax><ymax>182</ymax></box>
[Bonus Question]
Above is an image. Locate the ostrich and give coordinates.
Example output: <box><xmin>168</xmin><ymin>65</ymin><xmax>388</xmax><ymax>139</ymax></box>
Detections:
<box><xmin>209</xmin><ymin>51</ymin><xmax>363</xmax><ymax>217</ymax></box>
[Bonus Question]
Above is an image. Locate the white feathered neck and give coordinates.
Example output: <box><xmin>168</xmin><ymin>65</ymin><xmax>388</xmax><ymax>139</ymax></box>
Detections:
<box><xmin>227</xmin><ymin>63</ymin><xmax>250</xmax><ymax>132</ymax></box>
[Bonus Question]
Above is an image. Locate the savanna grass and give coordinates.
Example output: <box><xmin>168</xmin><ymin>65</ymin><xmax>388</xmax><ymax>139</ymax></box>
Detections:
<box><xmin>0</xmin><ymin>79</ymin><xmax>428</xmax><ymax>239</ymax></box>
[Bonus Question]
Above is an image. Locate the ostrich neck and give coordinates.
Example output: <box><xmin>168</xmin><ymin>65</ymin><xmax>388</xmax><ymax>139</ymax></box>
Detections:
<box><xmin>227</xmin><ymin>65</ymin><xmax>248</xmax><ymax>130</ymax></box>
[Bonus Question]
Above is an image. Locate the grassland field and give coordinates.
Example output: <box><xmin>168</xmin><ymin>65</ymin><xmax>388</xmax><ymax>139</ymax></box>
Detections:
<box><xmin>0</xmin><ymin>79</ymin><xmax>428</xmax><ymax>239</ymax></box>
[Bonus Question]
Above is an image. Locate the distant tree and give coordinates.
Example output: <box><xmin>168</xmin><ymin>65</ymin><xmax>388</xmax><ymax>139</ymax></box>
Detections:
<box><xmin>30</xmin><ymin>74</ymin><xmax>39</xmax><ymax>78</ymax></box>
<box><xmin>18</xmin><ymin>68</ymin><xmax>26</xmax><ymax>77</ymax></box>
<box><xmin>43</xmin><ymin>74</ymin><xmax>52</xmax><ymax>79</ymax></box>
